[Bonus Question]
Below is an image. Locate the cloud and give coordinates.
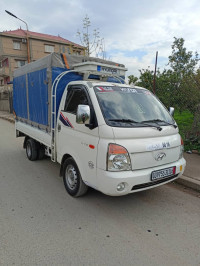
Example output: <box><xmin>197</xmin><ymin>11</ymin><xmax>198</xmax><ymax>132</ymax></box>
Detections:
<box><xmin>1</xmin><ymin>0</ymin><xmax>200</xmax><ymax>77</ymax></box>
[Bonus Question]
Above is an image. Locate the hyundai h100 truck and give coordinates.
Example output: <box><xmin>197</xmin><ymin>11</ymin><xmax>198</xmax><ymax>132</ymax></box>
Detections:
<box><xmin>13</xmin><ymin>53</ymin><xmax>186</xmax><ymax>197</ymax></box>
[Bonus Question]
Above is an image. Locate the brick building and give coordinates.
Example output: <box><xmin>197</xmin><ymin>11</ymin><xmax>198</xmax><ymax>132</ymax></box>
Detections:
<box><xmin>0</xmin><ymin>28</ymin><xmax>86</xmax><ymax>86</ymax></box>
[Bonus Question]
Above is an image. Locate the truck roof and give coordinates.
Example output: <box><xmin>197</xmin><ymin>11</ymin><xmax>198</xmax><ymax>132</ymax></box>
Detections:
<box><xmin>68</xmin><ymin>80</ymin><xmax>147</xmax><ymax>91</ymax></box>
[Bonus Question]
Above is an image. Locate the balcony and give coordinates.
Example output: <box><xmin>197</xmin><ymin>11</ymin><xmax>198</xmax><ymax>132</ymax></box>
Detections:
<box><xmin>0</xmin><ymin>67</ymin><xmax>10</xmax><ymax>77</ymax></box>
<box><xmin>0</xmin><ymin>84</ymin><xmax>12</xmax><ymax>93</ymax></box>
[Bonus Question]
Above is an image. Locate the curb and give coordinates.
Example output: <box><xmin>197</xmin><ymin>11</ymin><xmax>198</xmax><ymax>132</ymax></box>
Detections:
<box><xmin>0</xmin><ymin>116</ymin><xmax>15</xmax><ymax>124</ymax></box>
<box><xmin>176</xmin><ymin>175</ymin><xmax>200</xmax><ymax>192</ymax></box>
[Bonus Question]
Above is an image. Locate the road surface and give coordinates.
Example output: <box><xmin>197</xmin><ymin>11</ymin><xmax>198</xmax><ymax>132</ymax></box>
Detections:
<box><xmin>0</xmin><ymin>119</ymin><xmax>200</xmax><ymax>266</ymax></box>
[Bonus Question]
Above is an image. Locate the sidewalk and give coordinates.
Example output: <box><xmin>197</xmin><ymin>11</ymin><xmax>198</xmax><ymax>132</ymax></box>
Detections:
<box><xmin>176</xmin><ymin>152</ymin><xmax>200</xmax><ymax>192</ymax></box>
<box><xmin>0</xmin><ymin>111</ymin><xmax>200</xmax><ymax>192</ymax></box>
<box><xmin>0</xmin><ymin>111</ymin><xmax>15</xmax><ymax>123</ymax></box>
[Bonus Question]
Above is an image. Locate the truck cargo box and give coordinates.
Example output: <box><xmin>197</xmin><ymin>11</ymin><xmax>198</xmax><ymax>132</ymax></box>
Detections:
<box><xmin>13</xmin><ymin>53</ymin><xmax>126</xmax><ymax>132</ymax></box>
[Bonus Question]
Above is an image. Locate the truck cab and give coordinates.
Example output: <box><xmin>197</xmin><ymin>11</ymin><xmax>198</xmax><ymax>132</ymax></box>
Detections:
<box><xmin>56</xmin><ymin>80</ymin><xmax>186</xmax><ymax>196</ymax></box>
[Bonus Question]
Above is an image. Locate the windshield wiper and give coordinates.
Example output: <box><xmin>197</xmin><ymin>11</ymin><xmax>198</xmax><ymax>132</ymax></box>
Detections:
<box><xmin>142</xmin><ymin>119</ymin><xmax>177</xmax><ymax>129</ymax></box>
<box><xmin>108</xmin><ymin>119</ymin><xmax>139</xmax><ymax>123</ymax></box>
<box><xmin>108</xmin><ymin>119</ymin><xmax>162</xmax><ymax>131</ymax></box>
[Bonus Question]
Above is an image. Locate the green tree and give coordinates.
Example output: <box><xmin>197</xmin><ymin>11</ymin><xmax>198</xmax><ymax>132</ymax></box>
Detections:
<box><xmin>169</xmin><ymin>37</ymin><xmax>199</xmax><ymax>80</ymax></box>
<box><xmin>136</xmin><ymin>68</ymin><xmax>154</xmax><ymax>91</ymax></box>
<box><xmin>128</xmin><ymin>37</ymin><xmax>200</xmax><ymax>113</ymax></box>
<box><xmin>128</xmin><ymin>75</ymin><xmax>138</xmax><ymax>85</ymax></box>
<box><xmin>167</xmin><ymin>37</ymin><xmax>199</xmax><ymax>113</ymax></box>
<box><xmin>155</xmin><ymin>69</ymin><xmax>174</xmax><ymax>107</ymax></box>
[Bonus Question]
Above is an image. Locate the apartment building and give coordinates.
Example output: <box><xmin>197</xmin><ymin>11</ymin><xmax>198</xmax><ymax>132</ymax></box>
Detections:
<box><xmin>0</xmin><ymin>28</ymin><xmax>86</xmax><ymax>86</ymax></box>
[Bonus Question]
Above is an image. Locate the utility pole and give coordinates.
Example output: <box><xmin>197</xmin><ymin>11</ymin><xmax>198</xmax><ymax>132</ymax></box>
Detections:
<box><xmin>153</xmin><ymin>51</ymin><xmax>158</xmax><ymax>94</ymax></box>
<box><xmin>5</xmin><ymin>10</ymin><xmax>31</xmax><ymax>63</ymax></box>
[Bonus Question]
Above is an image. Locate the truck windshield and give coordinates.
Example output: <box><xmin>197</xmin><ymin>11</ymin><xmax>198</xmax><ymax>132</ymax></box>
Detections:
<box><xmin>94</xmin><ymin>86</ymin><xmax>175</xmax><ymax>128</ymax></box>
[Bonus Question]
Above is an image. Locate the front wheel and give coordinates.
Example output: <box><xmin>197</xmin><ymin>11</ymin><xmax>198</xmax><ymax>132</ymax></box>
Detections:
<box><xmin>63</xmin><ymin>158</ymin><xmax>88</xmax><ymax>197</ymax></box>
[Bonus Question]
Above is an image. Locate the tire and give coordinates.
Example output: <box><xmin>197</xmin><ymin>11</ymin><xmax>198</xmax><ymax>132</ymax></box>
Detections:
<box><xmin>37</xmin><ymin>145</ymin><xmax>45</xmax><ymax>160</ymax></box>
<box><xmin>26</xmin><ymin>139</ymin><xmax>38</xmax><ymax>161</ymax></box>
<box><xmin>63</xmin><ymin>158</ymin><xmax>88</xmax><ymax>197</ymax></box>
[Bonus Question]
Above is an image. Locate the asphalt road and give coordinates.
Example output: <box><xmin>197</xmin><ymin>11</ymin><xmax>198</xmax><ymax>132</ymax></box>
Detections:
<box><xmin>0</xmin><ymin>119</ymin><xmax>200</xmax><ymax>266</ymax></box>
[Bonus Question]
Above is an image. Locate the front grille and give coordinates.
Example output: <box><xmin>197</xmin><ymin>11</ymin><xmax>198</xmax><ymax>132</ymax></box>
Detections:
<box><xmin>131</xmin><ymin>174</ymin><xmax>178</xmax><ymax>191</ymax></box>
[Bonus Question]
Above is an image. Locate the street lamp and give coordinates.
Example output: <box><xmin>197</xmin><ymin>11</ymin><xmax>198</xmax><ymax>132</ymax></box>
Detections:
<box><xmin>5</xmin><ymin>10</ymin><xmax>31</xmax><ymax>63</ymax></box>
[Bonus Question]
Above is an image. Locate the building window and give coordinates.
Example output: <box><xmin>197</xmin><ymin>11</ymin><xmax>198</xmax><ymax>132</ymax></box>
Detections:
<box><xmin>13</xmin><ymin>41</ymin><xmax>21</xmax><ymax>50</ymax></box>
<box><xmin>45</xmin><ymin>45</ymin><xmax>54</xmax><ymax>53</ymax></box>
<box><xmin>3</xmin><ymin>58</ymin><xmax>9</xmax><ymax>67</ymax></box>
<box><xmin>67</xmin><ymin>47</ymin><xmax>71</xmax><ymax>54</ymax></box>
<box><xmin>15</xmin><ymin>60</ymin><xmax>26</xmax><ymax>68</ymax></box>
<box><xmin>0</xmin><ymin>59</ymin><xmax>9</xmax><ymax>68</ymax></box>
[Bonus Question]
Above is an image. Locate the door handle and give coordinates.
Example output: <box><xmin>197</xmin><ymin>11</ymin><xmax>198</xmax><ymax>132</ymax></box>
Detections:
<box><xmin>58</xmin><ymin>124</ymin><xmax>61</xmax><ymax>132</ymax></box>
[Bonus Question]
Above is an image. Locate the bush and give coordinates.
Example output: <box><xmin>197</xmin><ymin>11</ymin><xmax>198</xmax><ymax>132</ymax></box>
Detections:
<box><xmin>174</xmin><ymin>110</ymin><xmax>200</xmax><ymax>152</ymax></box>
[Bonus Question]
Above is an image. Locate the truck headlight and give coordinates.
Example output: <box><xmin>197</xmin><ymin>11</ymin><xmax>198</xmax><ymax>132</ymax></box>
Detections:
<box><xmin>107</xmin><ymin>144</ymin><xmax>131</xmax><ymax>171</ymax></box>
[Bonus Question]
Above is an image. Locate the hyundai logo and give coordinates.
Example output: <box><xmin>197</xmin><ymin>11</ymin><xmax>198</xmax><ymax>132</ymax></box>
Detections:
<box><xmin>155</xmin><ymin>152</ymin><xmax>166</xmax><ymax>161</ymax></box>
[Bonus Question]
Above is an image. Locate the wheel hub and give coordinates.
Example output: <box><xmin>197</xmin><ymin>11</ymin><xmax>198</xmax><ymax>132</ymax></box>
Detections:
<box><xmin>65</xmin><ymin>165</ymin><xmax>78</xmax><ymax>190</ymax></box>
<box><xmin>27</xmin><ymin>143</ymin><xmax>31</xmax><ymax>157</ymax></box>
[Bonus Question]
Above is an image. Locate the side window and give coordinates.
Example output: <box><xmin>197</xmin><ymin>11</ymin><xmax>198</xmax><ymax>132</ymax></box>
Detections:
<box><xmin>64</xmin><ymin>88</ymin><xmax>89</xmax><ymax>114</ymax></box>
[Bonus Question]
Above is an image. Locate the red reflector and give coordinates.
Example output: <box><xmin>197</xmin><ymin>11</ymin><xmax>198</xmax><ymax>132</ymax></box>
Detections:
<box><xmin>89</xmin><ymin>145</ymin><xmax>95</xmax><ymax>149</ymax></box>
<box><xmin>173</xmin><ymin>167</ymin><xmax>176</xmax><ymax>175</ymax></box>
<box><xmin>181</xmin><ymin>137</ymin><xmax>184</xmax><ymax>145</ymax></box>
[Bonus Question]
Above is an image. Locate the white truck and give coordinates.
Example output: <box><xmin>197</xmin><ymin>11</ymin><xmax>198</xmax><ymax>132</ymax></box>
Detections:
<box><xmin>13</xmin><ymin>53</ymin><xmax>186</xmax><ymax>197</ymax></box>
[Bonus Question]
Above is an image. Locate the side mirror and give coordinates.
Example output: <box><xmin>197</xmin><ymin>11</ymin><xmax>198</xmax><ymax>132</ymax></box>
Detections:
<box><xmin>76</xmin><ymin>105</ymin><xmax>90</xmax><ymax>125</ymax></box>
<box><xmin>169</xmin><ymin>107</ymin><xmax>175</xmax><ymax>117</ymax></box>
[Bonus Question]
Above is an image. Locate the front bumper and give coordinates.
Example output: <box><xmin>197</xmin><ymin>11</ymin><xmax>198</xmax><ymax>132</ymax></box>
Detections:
<box><xmin>96</xmin><ymin>157</ymin><xmax>186</xmax><ymax>196</ymax></box>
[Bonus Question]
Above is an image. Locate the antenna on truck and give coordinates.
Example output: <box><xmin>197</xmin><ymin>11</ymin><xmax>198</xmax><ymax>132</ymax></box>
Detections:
<box><xmin>153</xmin><ymin>51</ymin><xmax>158</xmax><ymax>95</ymax></box>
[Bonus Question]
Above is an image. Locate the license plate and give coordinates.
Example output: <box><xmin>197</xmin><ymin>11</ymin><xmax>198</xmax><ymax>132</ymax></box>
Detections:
<box><xmin>151</xmin><ymin>166</ymin><xmax>176</xmax><ymax>181</ymax></box>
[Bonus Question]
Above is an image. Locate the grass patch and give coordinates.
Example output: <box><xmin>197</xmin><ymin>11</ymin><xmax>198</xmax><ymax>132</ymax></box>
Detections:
<box><xmin>174</xmin><ymin>110</ymin><xmax>194</xmax><ymax>138</ymax></box>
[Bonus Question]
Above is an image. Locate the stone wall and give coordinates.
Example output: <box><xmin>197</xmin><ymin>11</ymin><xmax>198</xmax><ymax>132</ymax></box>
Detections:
<box><xmin>0</xmin><ymin>85</ymin><xmax>13</xmax><ymax>113</ymax></box>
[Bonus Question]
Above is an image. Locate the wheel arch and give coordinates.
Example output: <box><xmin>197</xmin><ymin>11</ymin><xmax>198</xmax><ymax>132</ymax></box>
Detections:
<box><xmin>60</xmin><ymin>154</ymin><xmax>73</xmax><ymax>177</ymax></box>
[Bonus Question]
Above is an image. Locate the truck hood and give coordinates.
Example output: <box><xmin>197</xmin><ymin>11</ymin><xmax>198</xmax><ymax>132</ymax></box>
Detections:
<box><xmin>112</xmin><ymin>126</ymin><xmax>181</xmax><ymax>170</ymax></box>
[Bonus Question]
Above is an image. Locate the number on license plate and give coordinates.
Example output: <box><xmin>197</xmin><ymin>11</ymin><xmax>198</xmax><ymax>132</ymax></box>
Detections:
<box><xmin>151</xmin><ymin>166</ymin><xmax>176</xmax><ymax>181</ymax></box>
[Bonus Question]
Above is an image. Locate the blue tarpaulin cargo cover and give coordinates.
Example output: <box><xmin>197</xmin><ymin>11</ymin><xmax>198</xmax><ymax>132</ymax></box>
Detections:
<box><xmin>13</xmin><ymin>53</ymin><xmax>126</xmax><ymax>132</ymax></box>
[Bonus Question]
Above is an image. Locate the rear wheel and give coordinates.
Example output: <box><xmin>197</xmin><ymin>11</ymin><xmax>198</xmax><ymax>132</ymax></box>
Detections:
<box><xmin>63</xmin><ymin>158</ymin><xmax>88</xmax><ymax>197</ymax></box>
<box><xmin>37</xmin><ymin>145</ymin><xmax>45</xmax><ymax>160</ymax></box>
<box><xmin>26</xmin><ymin>139</ymin><xmax>38</xmax><ymax>161</ymax></box>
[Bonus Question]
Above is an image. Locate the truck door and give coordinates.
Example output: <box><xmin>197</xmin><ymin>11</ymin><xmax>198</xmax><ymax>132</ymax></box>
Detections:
<box><xmin>56</xmin><ymin>85</ymin><xmax>99</xmax><ymax>189</ymax></box>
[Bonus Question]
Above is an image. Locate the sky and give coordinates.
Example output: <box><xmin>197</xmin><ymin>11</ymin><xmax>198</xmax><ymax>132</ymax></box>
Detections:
<box><xmin>1</xmin><ymin>0</ymin><xmax>200</xmax><ymax>77</ymax></box>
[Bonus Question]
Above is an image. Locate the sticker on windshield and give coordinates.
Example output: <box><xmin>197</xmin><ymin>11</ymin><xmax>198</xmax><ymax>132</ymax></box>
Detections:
<box><xmin>94</xmin><ymin>86</ymin><xmax>148</xmax><ymax>94</ymax></box>
<box><xmin>96</xmin><ymin>86</ymin><xmax>113</xmax><ymax>92</ymax></box>
<box><xmin>120</xmin><ymin>88</ymin><xmax>137</xmax><ymax>93</ymax></box>
<box><xmin>146</xmin><ymin>142</ymin><xmax>170</xmax><ymax>151</ymax></box>
<box><xmin>144</xmin><ymin>91</ymin><xmax>151</xmax><ymax>95</ymax></box>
